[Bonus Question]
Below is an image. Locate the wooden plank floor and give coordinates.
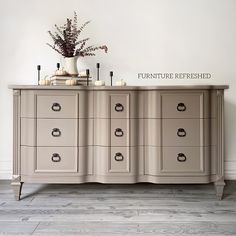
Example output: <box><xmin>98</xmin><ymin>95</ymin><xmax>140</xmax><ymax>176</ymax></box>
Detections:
<box><xmin>0</xmin><ymin>181</ymin><xmax>236</xmax><ymax>235</ymax></box>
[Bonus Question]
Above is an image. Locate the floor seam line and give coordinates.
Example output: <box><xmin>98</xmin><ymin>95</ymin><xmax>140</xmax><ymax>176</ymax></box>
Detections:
<box><xmin>31</xmin><ymin>222</ymin><xmax>40</xmax><ymax>235</ymax></box>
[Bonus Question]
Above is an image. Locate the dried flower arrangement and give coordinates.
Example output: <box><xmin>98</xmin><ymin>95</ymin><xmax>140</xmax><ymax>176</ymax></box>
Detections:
<box><xmin>47</xmin><ymin>12</ymin><xmax>108</xmax><ymax>58</ymax></box>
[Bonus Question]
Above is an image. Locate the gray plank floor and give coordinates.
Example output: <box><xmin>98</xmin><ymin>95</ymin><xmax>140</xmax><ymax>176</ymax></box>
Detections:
<box><xmin>0</xmin><ymin>181</ymin><xmax>236</xmax><ymax>235</ymax></box>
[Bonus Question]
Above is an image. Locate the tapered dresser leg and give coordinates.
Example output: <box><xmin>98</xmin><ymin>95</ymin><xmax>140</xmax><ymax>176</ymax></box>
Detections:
<box><xmin>214</xmin><ymin>178</ymin><xmax>225</xmax><ymax>200</ymax></box>
<box><xmin>12</xmin><ymin>181</ymin><xmax>23</xmax><ymax>201</ymax></box>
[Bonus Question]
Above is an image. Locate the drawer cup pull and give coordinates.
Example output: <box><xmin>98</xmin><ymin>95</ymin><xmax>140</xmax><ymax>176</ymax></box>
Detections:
<box><xmin>177</xmin><ymin>128</ymin><xmax>186</xmax><ymax>137</ymax></box>
<box><xmin>115</xmin><ymin>103</ymin><xmax>124</xmax><ymax>112</ymax></box>
<box><xmin>51</xmin><ymin>103</ymin><xmax>61</xmax><ymax>112</ymax></box>
<box><xmin>177</xmin><ymin>153</ymin><xmax>187</xmax><ymax>162</ymax></box>
<box><xmin>177</xmin><ymin>103</ymin><xmax>186</xmax><ymax>112</ymax></box>
<box><xmin>51</xmin><ymin>153</ymin><xmax>61</xmax><ymax>162</ymax></box>
<box><xmin>51</xmin><ymin>128</ymin><xmax>61</xmax><ymax>137</ymax></box>
<box><xmin>114</xmin><ymin>152</ymin><xmax>124</xmax><ymax>161</ymax></box>
<box><xmin>114</xmin><ymin>128</ymin><xmax>124</xmax><ymax>137</ymax></box>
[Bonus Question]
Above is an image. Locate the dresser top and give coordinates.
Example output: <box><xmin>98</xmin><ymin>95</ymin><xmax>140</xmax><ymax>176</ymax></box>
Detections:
<box><xmin>8</xmin><ymin>85</ymin><xmax>229</xmax><ymax>90</ymax></box>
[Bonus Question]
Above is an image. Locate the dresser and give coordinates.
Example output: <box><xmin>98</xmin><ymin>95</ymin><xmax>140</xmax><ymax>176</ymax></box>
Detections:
<box><xmin>9</xmin><ymin>85</ymin><xmax>228</xmax><ymax>200</ymax></box>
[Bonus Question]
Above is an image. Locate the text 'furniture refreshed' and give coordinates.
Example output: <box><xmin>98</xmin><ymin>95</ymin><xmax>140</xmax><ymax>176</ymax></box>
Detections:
<box><xmin>9</xmin><ymin>85</ymin><xmax>228</xmax><ymax>200</ymax></box>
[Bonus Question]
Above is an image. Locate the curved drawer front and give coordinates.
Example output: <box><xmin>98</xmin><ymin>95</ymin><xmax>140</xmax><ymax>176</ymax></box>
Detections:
<box><xmin>161</xmin><ymin>147</ymin><xmax>209</xmax><ymax>173</ymax></box>
<box><xmin>37</xmin><ymin>95</ymin><xmax>78</xmax><ymax>118</ymax></box>
<box><xmin>37</xmin><ymin>119</ymin><xmax>77</xmax><ymax>147</ymax></box>
<box><xmin>162</xmin><ymin>119</ymin><xmax>201</xmax><ymax>147</ymax></box>
<box><xmin>110</xmin><ymin>94</ymin><xmax>129</xmax><ymax>119</ymax></box>
<box><xmin>94</xmin><ymin>119</ymin><xmax>143</xmax><ymax>146</ymax></box>
<box><xmin>144</xmin><ymin>119</ymin><xmax>161</xmax><ymax>146</ymax></box>
<box><xmin>144</xmin><ymin>146</ymin><xmax>161</xmax><ymax>176</ymax></box>
<box><xmin>110</xmin><ymin>147</ymin><xmax>130</xmax><ymax>173</ymax></box>
<box><xmin>111</xmin><ymin>119</ymin><xmax>129</xmax><ymax>146</ymax></box>
<box><xmin>161</xmin><ymin>93</ymin><xmax>204</xmax><ymax>118</ymax></box>
<box><xmin>36</xmin><ymin>147</ymin><xmax>78</xmax><ymax>173</ymax></box>
<box><xmin>94</xmin><ymin>91</ymin><xmax>140</xmax><ymax>118</ymax></box>
<box><xmin>93</xmin><ymin>146</ymin><xmax>138</xmax><ymax>176</ymax></box>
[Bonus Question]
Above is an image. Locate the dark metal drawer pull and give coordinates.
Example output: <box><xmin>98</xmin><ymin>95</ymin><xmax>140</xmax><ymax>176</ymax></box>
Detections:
<box><xmin>177</xmin><ymin>153</ymin><xmax>187</xmax><ymax>162</ymax></box>
<box><xmin>177</xmin><ymin>103</ymin><xmax>186</xmax><ymax>112</ymax></box>
<box><xmin>51</xmin><ymin>153</ymin><xmax>61</xmax><ymax>162</ymax></box>
<box><xmin>114</xmin><ymin>152</ymin><xmax>124</xmax><ymax>161</ymax></box>
<box><xmin>51</xmin><ymin>128</ymin><xmax>61</xmax><ymax>137</ymax></box>
<box><xmin>115</xmin><ymin>103</ymin><xmax>124</xmax><ymax>112</ymax></box>
<box><xmin>177</xmin><ymin>128</ymin><xmax>186</xmax><ymax>137</ymax></box>
<box><xmin>114</xmin><ymin>128</ymin><xmax>124</xmax><ymax>137</ymax></box>
<box><xmin>51</xmin><ymin>103</ymin><xmax>61</xmax><ymax>112</ymax></box>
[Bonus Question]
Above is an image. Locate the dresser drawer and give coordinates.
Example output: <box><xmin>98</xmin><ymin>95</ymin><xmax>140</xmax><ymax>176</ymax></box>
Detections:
<box><xmin>110</xmin><ymin>147</ymin><xmax>130</xmax><ymax>173</ymax></box>
<box><xmin>37</xmin><ymin>119</ymin><xmax>77</xmax><ymax>147</ymax></box>
<box><xmin>110</xmin><ymin>94</ymin><xmax>129</xmax><ymax>119</ymax></box>
<box><xmin>94</xmin><ymin>91</ymin><xmax>140</xmax><ymax>118</ymax></box>
<box><xmin>94</xmin><ymin>146</ymin><xmax>137</xmax><ymax>176</ymax></box>
<box><xmin>36</xmin><ymin>147</ymin><xmax>78</xmax><ymax>173</ymax></box>
<box><xmin>162</xmin><ymin>119</ymin><xmax>201</xmax><ymax>146</ymax></box>
<box><xmin>161</xmin><ymin>93</ymin><xmax>203</xmax><ymax>118</ymax></box>
<box><xmin>37</xmin><ymin>95</ymin><xmax>78</xmax><ymax>118</ymax></box>
<box><xmin>111</xmin><ymin>119</ymin><xmax>129</xmax><ymax>146</ymax></box>
<box><xmin>161</xmin><ymin>147</ymin><xmax>208</xmax><ymax>173</ymax></box>
<box><xmin>94</xmin><ymin>119</ymin><xmax>143</xmax><ymax>146</ymax></box>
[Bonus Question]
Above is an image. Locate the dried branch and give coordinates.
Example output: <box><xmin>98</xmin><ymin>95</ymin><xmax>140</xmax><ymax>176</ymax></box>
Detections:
<box><xmin>47</xmin><ymin>12</ymin><xmax>108</xmax><ymax>58</ymax></box>
<box><xmin>54</xmin><ymin>24</ymin><xmax>64</xmax><ymax>35</ymax></box>
<box><xmin>75</xmin><ymin>37</ymin><xmax>90</xmax><ymax>46</ymax></box>
<box><xmin>77</xmin><ymin>21</ymin><xmax>90</xmax><ymax>35</ymax></box>
<box><xmin>46</xmin><ymin>43</ymin><xmax>65</xmax><ymax>56</ymax></box>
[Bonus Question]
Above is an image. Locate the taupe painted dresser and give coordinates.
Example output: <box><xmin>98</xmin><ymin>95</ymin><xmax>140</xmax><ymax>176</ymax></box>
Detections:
<box><xmin>9</xmin><ymin>85</ymin><xmax>228</xmax><ymax>200</ymax></box>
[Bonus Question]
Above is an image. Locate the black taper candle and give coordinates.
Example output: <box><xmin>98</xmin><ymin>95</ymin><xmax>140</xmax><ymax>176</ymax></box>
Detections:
<box><xmin>86</xmin><ymin>69</ymin><xmax>90</xmax><ymax>86</ymax></box>
<box><xmin>57</xmin><ymin>63</ymin><xmax>60</xmax><ymax>70</ymax></box>
<box><xmin>96</xmin><ymin>63</ymin><xmax>100</xmax><ymax>81</ymax></box>
<box><xmin>110</xmin><ymin>71</ymin><xmax>113</xmax><ymax>86</ymax></box>
<box><xmin>37</xmin><ymin>65</ymin><xmax>41</xmax><ymax>84</ymax></box>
